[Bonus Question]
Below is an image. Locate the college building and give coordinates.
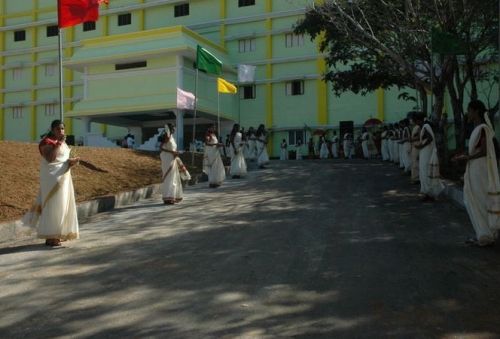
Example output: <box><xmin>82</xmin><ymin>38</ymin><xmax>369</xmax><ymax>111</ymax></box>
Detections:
<box><xmin>0</xmin><ymin>0</ymin><xmax>497</xmax><ymax>156</ymax></box>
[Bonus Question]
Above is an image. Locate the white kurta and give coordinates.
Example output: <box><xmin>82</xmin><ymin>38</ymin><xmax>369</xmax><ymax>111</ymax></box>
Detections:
<box><xmin>160</xmin><ymin>137</ymin><xmax>183</xmax><ymax>202</ymax></box>
<box><xmin>410</xmin><ymin>125</ymin><xmax>421</xmax><ymax>182</ymax></box>
<box><xmin>331</xmin><ymin>137</ymin><xmax>339</xmax><ymax>158</ymax></box>
<box><xmin>256</xmin><ymin>135</ymin><xmax>270</xmax><ymax>166</ymax></box>
<box><xmin>419</xmin><ymin>124</ymin><xmax>444</xmax><ymax>198</ymax></box>
<box><xmin>247</xmin><ymin>134</ymin><xmax>257</xmax><ymax>160</ymax></box>
<box><xmin>230</xmin><ymin>132</ymin><xmax>248</xmax><ymax>176</ymax></box>
<box><xmin>203</xmin><ymin>135</ymin><xmax>226</xmax><ymax>186</ymax></box>
<box><xmin>464</xmin><ymin>123</ymin><xmax>500</xmax><ymax>245</ymax></box>
<box><xmin>25</xmin><ymin>142</ymin><xmax>79</xmax><ymax>241</ymax></box>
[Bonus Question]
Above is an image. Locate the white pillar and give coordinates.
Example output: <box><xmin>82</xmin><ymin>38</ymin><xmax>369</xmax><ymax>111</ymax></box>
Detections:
<box><xmin>80</xmin><ymin>116</ymin><xmax>91</xmax><ymax>133</ymax></box>
<box><xmin>175</xmin><ymin>109</ymin><xmax>184</xmax><ymax>150</ymax></box>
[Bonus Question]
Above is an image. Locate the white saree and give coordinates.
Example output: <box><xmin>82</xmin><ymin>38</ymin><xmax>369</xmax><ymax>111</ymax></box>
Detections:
<box><xmin>22</xmin><ymin>142</ymin><xmax>79</xmax><ymax>240</ymax></box>
<box><xmin>331</xmin><ymin>136</ymin><xmax>339</xmax><ymax>158</ymax></box>
<box><xmin>256</xmin><ymin>135</ymin><xmax>270</xmax><ymax>166</ymax></box>
<box><xmin>402</xmin><ymin>127</ymin><xmax>412</xmax><ymax>172</ymax></box>
<box><xmin>160</xmin><ymin>137</ymin><xmax>189</xmax><ymax>203</ymax></box>
<box><xmin>410</xmin><ymin>125</ymin><xmax>421</xmax><ymax>182</ymax></box>
<box><xmin>361</xmin><ymin>132</ymin><xmax>370</xmax><ymax>159</ymax></box>
<box><xmin>419</xmin><ymin>124</ymin><xmax>444</xmax><ymax>198</ymax></box>
<box><xmin>230</xmin><ymin>132</ymin><xmax>248</xmax><ymax>176</ymax></box>
<box><xmin>319</xmin><ymin>141</ymin><xmax>329</xmax><ymax>159</ymax></box>
<box><xmin>381</xmin><ymin>131</ymin><xmax>389</xmax><ymax>161</ymax></box>
<box><xmin>463</xmin><ymin>120</ymin><xmax>500</xmax><ymax>245</ymax></box>
<box><xmin>203</xmin><ymin>135</ymin><xmax>226</xmax><ymax>186</ymax></box>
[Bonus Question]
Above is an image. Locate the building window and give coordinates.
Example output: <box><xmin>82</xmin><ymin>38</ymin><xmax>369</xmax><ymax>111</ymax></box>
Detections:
<box><xmin>14</xmin><ymin>30</ymin><xmax>26</xmax><ymax>42</ymax></box>
<box><xmin>285</xmin><ymin>33</ymin><xmax>304</xmax><ymax>48</ymax></box>
<box><xmin>238</xmin><ymin>38</ymin><xmax>256</xmax><ymax>53</ymax></box>
<box><xmin>12</xmin><ymin>106</ymin><xmax>23</xmax><ymax>119</ymax></box>
<box><xmin>174</xmin><ymin>3</ymin><xmax>190</xmax><ymax>17</ymax></box>
<box><xmin>46</xmin><ymin>25</ymin><xmax>59</xmax><ymax>37</ymax></box>
<box><xmin>44</xmin><ymin>104</ymin><xmax>56</xmax><ymax>117</ymax></box>
<box><xmin>286</xmin><ymin>80</ymin><xmax>304</xmax><ymax>96</ymax></box>
<box><xmin>83</xmin><ymin>21</ymin><xmax>96</xmax><ymax>31</ymax></box>
<box><xmin>115</xmin><ymin>61</ymin><xmax>147</xmax><ymax>71</ymax></box>
<box><xmin>118</xmin><ymin>13</ymin><xmax>132</xmax><ymax>26</ymax></box>
<box><xmin>12</xmin><ymin>68</ymin><xmax>23</xmax><ymax>80</ymax></box>
<box><xmin>240</xmin><ymin>85</ymin><xmax>255</xmax><ymax>99</ymax></box>
<box><xmin>288</xmin><ymin>130</ymin><xmax>305</xmax><ymax>146</ymax></box>
<box><xmin>44</xmin><ymin>64</ymin><xmax>56</xmax><ymax>77</ymax></box>
<box><xmin>239</xmin><ymin>0</ymin><xmax>255</xmax><ymax>7</ymax></box>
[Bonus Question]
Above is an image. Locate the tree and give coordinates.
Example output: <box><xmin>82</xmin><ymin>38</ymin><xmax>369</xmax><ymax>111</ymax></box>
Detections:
<box><xmin>294</xmin><ymin>0</ymin><xmax>498</xmax><ymax>150</ymax></box>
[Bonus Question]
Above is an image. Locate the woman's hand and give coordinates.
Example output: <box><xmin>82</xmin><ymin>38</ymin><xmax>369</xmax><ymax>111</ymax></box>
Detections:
<box><xmin>68</xmin><ymin>157</ymin><xmax>80</xmax><ymax>167</ymax></box>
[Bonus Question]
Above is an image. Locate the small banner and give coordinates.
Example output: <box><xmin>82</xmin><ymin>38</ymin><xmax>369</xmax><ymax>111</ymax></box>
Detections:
<box><xmin>196</xmin><ymin>45</ymin><xmax>222</xmax><ymax>75</ymax></box>
<box><xmin>176</xmin><ymin>88</ymin><xmax>195</xmax><ymax>109</ymax></box>
<box><xmin>238</xmin><ymin>64</ymin><xmax>256</xmax><ymax>83</ymax></box>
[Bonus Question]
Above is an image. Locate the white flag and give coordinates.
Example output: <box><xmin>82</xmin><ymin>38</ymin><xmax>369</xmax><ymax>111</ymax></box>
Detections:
<box><xmin>238</xmin><ymin>64</ymin><xmax>256</xmax><ymax>83</ymax></box>
<box><xmin>176</xmin><ymin>88</ymin><xmax>195</xmax><ymax>109</ymax></box>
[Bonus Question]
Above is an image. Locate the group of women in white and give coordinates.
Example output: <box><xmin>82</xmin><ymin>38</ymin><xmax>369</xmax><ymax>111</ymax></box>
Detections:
<box><xmin>380</xmin><ymin>113</ymin><xmax>445</xmax><ymax>200</ymax></box>
<box><xmin>380</xmin><ymin>101</ymin><xmax>500</xmax><ymax>247</ymax></box>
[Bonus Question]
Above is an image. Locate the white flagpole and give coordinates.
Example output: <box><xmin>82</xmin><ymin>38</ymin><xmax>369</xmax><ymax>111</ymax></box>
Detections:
<box><xmin>191</xmin><ymin>68</ymin><xmax>199</xmax><ymax>165</ymax></box>
<box><xmin>217</xmin><ymin>90</ymin><xmax>220</xmax><ymax>137</ymax></box>
<box><xmin>58</xmin><ymin>28</ymin><xmax>64</xmax><ymax>121</ymax></box>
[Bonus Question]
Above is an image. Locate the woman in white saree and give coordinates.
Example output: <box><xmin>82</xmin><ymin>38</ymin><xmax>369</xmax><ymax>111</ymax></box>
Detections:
<box><xmin>203</xmin><ymin>126</ymin><xmax>226</xmax><ymax>188</ymax></box>
<box><xmin>361</xmin><ymin>128</ymin><xmax>370</xmax><ymax>159</ymax></box>
<box><xmin>160</xmin><ymin>124</ymin><xmax>190</xmax><ymax>204</ymax></box>
<box><xmin>23</xmin><ymin>120</ymin><xmax>80</xmax><ymax>247</ymax></box>
<box><xmin>416</xmin><ymin>120</ymin><xmax>444</xmax><ymax>201</ymax></box>
<box><xmin>456</xmin><ymin>100</ymin><xmax>500</xmax><ymax>246</ymax></box>
<box><xmin>256</xmin><ymin>124</ymin><xmax>270</xmax><ymax>168</ymax></box>
<box><xmin>230</xmin><ymin>124</ymin><xmax>247</xmax><ymax>178</ymax></box>
<box><xmin>410</xmin><ymin>114</ymin><xmax>422</xmax><ymax>184</ymax></box>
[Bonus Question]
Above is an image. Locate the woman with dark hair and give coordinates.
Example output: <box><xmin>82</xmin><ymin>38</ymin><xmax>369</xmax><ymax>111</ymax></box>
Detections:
<box><xmin>246</xmin><ymin>127</ymin><xmax>257</xmax><ymax>161</ymax></box>
<box><xmin>23</xmin><ymin>120</ymin><xmax>80</xmax><ymax>246</ymax></box>
<box><xmin>203</xmin><ymin>125</ymin><xmax>226</xmax><ymax>188</ymax></box>
<box><xmin>229</xmin><ymin>123</ymin><xmax>247</xmax><ymax>178</ymax></box>
<box><xmin>160</xmin><ymin>123</ymin><xmax>190</xmax><ymax>204</ymax></box>
<box><xmin>255</xmin><ymin>124</ymin><xmax>269</xmax><ymax>168</ymax></box>
<box><xmin>410</xmin><ymin>114</ymin><xmax>423</xmax><ymax>184</ymax></box>
<box><xmin>415</xmin><ymin>116</ymin><xmax>444</xmax><ymax>201</ymax></box>
<box><xmin>455</xmin><ymin>100</ymin><xmax>500</xmax><ymax>246</ymax></box>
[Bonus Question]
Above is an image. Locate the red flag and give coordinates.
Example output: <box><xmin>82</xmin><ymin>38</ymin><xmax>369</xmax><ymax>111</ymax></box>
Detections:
<box><xmin>58</xmin><ymin>0</ymin><xmax>107</xmax><ymax>28</ymax></box>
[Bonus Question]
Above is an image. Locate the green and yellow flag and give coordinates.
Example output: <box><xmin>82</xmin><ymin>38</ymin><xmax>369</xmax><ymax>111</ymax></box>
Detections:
<box><xmin>217</xmin><ymin>77</ymin><xmax>237</xmax><ymax>94</ymax></box>
<box><xmin>196</xmin><ymin>45</ymin><xmax>222</xmax><ymax>75</ymax></box>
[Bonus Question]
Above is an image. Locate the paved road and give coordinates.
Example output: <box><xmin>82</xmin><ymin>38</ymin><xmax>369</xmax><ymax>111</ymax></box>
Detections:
<box><xmin>1</xmin><ymin>160</ymin><xmax>499</xmax><ymax>338</ymax></box>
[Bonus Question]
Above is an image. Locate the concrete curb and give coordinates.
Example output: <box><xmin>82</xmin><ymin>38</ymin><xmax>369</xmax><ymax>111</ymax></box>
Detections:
<box><xmin>0</xmin><ymin>183</ymin><xmax>162</xmax><ymax>244</ymax></box>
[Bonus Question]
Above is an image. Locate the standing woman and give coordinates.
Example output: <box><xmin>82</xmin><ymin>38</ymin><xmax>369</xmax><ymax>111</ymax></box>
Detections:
<box><xmin>160</xmin><ymin>123</ymin><xmax>189</xmax><ymax>204</ymax></box>
<box><xmin>380</xmin><ymin>126</ymin><xmax>389</xmax><ymax>161</ymax></box>
<box><xmin>246</xmin><ymin>127</ymin><xmax>257</xmax><ymax>161</ymax></box>
<box><xmin>457</xmin><ymin>100</ymin><xmax>500</xmax><ymax>246</ymax></box>
<box><xmin>280</xmin><ymin>139</ymin><xmax>288</xmax><ymax>160</ymax></box>
<box><xmin>319</xmin><ymin>135</ymin><xmax>329</xmax><ymax>159</ymax></box>
<box><xmin>256</xmin><ymin>124</ymin><xmax>270</xmax><ymax>168</ymax></box>
<box><xmin>26</xmin><ymin>120</ymin><xmax>80</xmax><ymax>246</ymax></box>
<box><xmin>230</xmin><ymin>123</ymin><xmax>247</xmax><ymax>178</ymax></box>
<box><xmin>331</xmin><ymin>131</ymin><xmax>339</xmax><ymax>158</ymax></box>
<box><xmin>410</xmin><ymin>114</ymin><xmax>422</xmax><ymax>184</ymax></box>
<box><xmin>203</xmin><ymin>125</ymin><xmax>226</xmax><ymax>188</ymax></box>
<box><xmin>361</xmin><ymin>127</ymin><xmax>370</xmax><ymax>159</ymax></box>
<box><xmin>415</xmin><ymin>119</ymin><xmax>444</xmax><ymax>201</ymax></box>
